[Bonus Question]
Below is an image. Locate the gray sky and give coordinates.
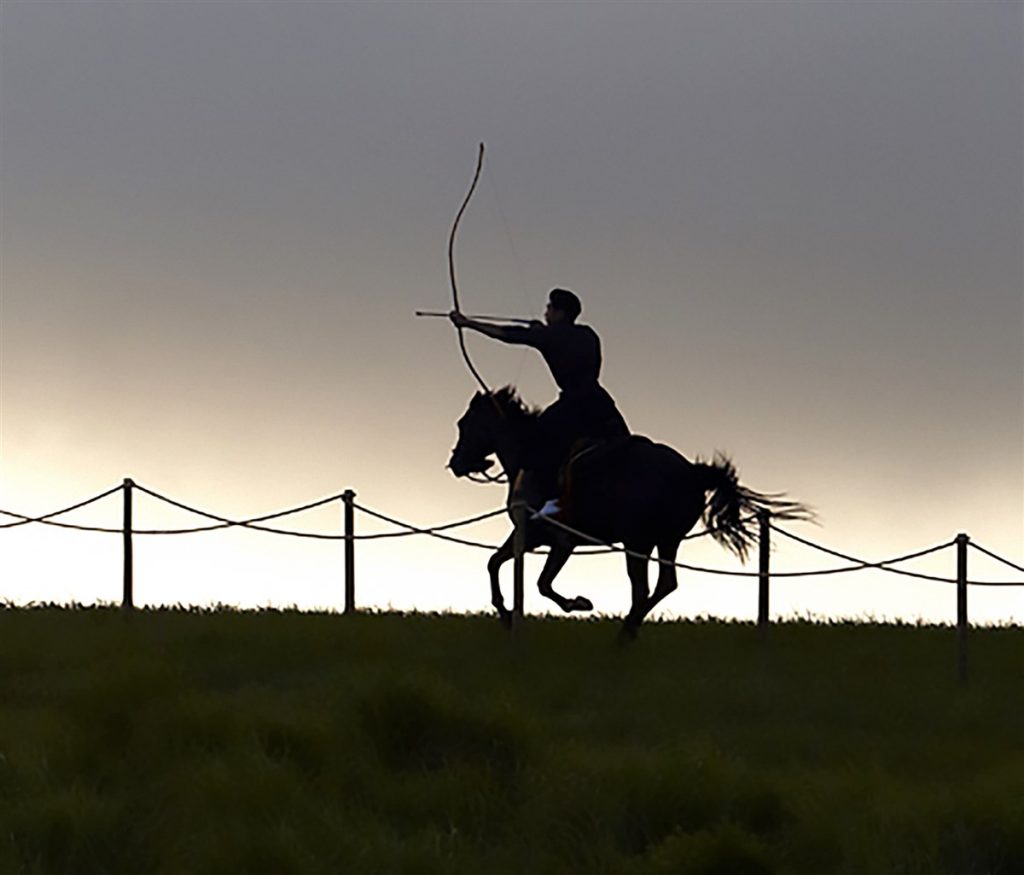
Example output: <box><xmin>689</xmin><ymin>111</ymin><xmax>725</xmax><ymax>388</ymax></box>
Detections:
<box><xmin>1</xmin><ymin>1</ymin><xmax>1021</xmax><ymax>621</ymax></box>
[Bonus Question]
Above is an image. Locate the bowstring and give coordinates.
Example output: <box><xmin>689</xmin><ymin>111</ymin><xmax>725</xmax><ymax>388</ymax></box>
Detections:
<box><xmin>483</xmin><ymin>164</ymin><xmax>533</xmax><ymax>389</ymax></box>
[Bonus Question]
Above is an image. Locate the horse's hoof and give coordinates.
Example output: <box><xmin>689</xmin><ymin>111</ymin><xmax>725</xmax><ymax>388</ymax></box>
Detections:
<box><xmin>496</xmin><ymin>609</ymin><xmax>514</xmax><ymax>629</ymax></box>
<box><xmin>568</xmin><ymin>596</ymin><xmax>593</xmax><ymax>612</ymax></box>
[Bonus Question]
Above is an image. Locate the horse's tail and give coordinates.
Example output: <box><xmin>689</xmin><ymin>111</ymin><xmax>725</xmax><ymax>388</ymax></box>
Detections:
<box><xmin>693</xmin><ymin>453</ymin><xmax>813</xmax><ymax>562</ymax></box>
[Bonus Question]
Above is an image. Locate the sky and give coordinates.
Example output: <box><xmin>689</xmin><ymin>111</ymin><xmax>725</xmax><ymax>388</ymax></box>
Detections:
<box><xmin>1</xmin><ymin>0</ymin><xmax>1021</xmax><ymax>624</ymax></box>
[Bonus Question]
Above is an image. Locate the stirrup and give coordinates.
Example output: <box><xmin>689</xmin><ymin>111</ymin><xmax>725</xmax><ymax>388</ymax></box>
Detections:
<box><xmin>530</xmin><ymin>499</ymin><xmax>562</xmax><ymax>520</ymax></box>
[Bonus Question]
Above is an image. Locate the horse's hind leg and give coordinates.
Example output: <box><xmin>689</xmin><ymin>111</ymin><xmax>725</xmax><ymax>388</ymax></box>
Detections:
<box><xmin>621</xmin><ymin>550</ymin><xmax>651</xmax><ymax>639</ymax></box>
<box><xmin>645</xmin><ymin>540</ymin><xmax>679</xmax><ymax>616</ymax></box>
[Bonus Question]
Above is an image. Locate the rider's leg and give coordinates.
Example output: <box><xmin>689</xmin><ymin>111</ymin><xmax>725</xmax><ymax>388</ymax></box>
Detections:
<box><xmin>513</xmin><ymin>467</ymin><xmax>553</xmax><ymax>509</ymax></box>
<box><xmin>519</xmin><ymin>466</ymin><xmax>560</xmax><ymax>519</ymax></box>
<box><xmin>519</xmin><ymin>400</ymin><xmax>572</xmax><ymax>517</ymax></box>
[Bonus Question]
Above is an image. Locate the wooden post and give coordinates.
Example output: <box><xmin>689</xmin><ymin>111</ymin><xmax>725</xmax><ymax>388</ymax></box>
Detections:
<box><xmin>511</xmin><ymin>499</ymin><xmax>527</xmax><ymax>622</ymax></box>
<box><xmin>122</xmin><ymin>478</ymin><xmax>134</xmax><ymax>612</ymax></box>
<box><xmin>757</xmin><ymin>511</ymin><xmax>770</xmax><ymax>628</ymax></box>
<box><xmin>342</xmin><ymin>490</ymin><xmax>356</xmax><ymax>614</ymax></box>
<box><xmin>956</xmin><ymin>532</ymin><xmax>969</xmax><ymax>683</ymax></box>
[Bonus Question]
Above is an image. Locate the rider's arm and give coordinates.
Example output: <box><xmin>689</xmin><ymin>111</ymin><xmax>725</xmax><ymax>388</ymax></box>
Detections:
<box><xmin>449</xmin><ymin>312</ymin><xmax>544</xmax><ymax>346</ymax></box>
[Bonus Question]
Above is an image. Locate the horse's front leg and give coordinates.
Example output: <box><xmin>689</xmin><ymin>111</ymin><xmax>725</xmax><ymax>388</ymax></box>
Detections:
<box><xmin>536</xmin><ymin>535</ymin><xmax>589</xmax><ymax>613</ymax></box>
<box><xmin>487</xmin><ymin>534</ymin><xmax>516</xmax><ymax>626</ymax></box>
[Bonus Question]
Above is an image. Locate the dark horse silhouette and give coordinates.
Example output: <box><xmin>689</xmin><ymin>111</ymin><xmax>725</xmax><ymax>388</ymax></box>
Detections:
<box><xmin>448</xmin><ymin>387</ymin><xmax>811</xmax><ymax>636</ymax></box>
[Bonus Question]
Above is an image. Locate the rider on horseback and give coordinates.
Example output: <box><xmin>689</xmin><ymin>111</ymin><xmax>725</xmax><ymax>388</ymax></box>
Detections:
<box><xmin>449</xmin><ymin>288</ymin><xmax>629</xmax><ymax>517</ymax></box>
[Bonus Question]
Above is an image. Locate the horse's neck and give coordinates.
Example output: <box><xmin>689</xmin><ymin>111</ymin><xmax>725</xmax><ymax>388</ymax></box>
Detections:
<box><xmin>493</xmin><ymin>438</ymin><xmax>523</xmax><ymax>485</ymax></box>
<box><xmin>493</xmin><ymin>416</ymin><xmax>534</xmax><ymax>494</ymax></box>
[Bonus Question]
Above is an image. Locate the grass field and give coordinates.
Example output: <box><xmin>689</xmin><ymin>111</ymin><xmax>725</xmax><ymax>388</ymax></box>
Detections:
<box><xmin>0</xmin><ymin>607</ymin><xmax>1021</xmax><ymax>874</ymax></box>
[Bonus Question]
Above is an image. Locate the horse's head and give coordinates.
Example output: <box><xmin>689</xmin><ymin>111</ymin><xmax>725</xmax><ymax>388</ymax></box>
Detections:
<box><xmin>448</xmin><ymin>387</ymin><xmax>535</xmax><ymax>478</ymax></box>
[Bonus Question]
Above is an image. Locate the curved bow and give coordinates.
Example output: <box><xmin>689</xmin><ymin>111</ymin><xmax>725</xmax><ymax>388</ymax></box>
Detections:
<box><xmin>447</xmin><ymin>143</ymin><xmax>494</xmax><ymax>397</ymax></box>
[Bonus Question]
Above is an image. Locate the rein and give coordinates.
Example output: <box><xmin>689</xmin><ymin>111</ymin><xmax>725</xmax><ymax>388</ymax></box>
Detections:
<box><xmin>468</xmin><ymin>470</ymin><xmax>509</xmax><ymax>485</ymax></box>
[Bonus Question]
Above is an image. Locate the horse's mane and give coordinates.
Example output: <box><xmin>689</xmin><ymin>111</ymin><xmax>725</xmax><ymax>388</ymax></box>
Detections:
<box><xmin>471</xmin><ymin>386</ymin><xmax>541</xmax><ymax>420</ymax></box>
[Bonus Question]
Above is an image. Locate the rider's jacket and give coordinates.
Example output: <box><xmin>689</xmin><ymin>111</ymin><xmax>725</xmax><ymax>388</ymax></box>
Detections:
<box><xmin>493</xmin><ymin>322</ymin><xmax>602</xmax><ymax>396</ymax></box>
<box><xmin>493</xmin><ymin>322</ymin><xmax>629</xmax><ymax>470</ymax></box>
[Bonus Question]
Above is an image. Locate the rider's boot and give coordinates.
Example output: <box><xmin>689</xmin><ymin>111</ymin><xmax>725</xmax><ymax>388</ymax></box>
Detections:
<box><xmin>513</xmin><ymin>468</ymin><xmax>562</xmax><ymax>519</ymax></box>
<box><xmin>532</xmin><ymin>498</ymin><xmax>562</xmax><ymax>519</ymax></box>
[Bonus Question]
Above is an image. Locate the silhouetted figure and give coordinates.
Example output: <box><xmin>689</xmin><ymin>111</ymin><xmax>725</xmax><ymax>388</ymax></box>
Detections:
<box><xmin>449</xmin><ymin>288</ymin><xmax>628</xmax><ymax>515</ymax></box>
<box><xmin>448</xmin><ymin>387</ymin><xmax>811</xmax><ymax>638</ymax></box>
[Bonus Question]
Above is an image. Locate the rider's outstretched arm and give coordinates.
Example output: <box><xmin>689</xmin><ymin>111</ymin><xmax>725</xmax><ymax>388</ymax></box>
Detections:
<box><xmin>449</xmin><ymin>311</ymin><xmax>543</xmax><ymax>345</ymax></box>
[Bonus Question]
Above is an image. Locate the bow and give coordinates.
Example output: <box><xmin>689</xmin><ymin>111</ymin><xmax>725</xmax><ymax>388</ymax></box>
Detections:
<box><xmin>447</xmin><ymin>142</ymin><xmax>494</xmax><ymax>397</ymax></box>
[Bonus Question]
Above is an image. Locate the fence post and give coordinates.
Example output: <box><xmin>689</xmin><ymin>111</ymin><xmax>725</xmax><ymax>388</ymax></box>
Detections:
<box><xmin>511</xmin><ymin>499</ymin><xmax>527</xmax><ymax>622</ymax></box>
<box><xmin>122</xmin><ymin>478</ymin><xmax>134</xmax><ymax>612</ymax></box>
<box><xmin>757</xmin><ymin>511</ymin><xmax>770</xmax><ymax>628</ymax></box>
<box><xmin>956</xmin><ymin>532</ymin><xmax>969</xmax><ymax>683</ymax></box>
<box><xmin>343</xmin><ymin>490</ymin><xmax>356</xmax><ymax>614</ymax></box>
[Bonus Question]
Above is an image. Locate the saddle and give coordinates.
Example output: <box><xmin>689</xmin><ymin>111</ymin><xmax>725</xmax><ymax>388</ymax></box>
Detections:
<box><xmin>557</xmin><ymin>435</ymin><xmax>651</xmax><ymax>519</ymax></box>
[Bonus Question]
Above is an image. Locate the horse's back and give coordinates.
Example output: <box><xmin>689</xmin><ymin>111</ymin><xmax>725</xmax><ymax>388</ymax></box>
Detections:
<box><xmin>565</xmin><ymin>434</ymin><xmax>705</xmax><ymax>544</ymax></box>
<box><xmin>571</xmin><ymin>434</ymin><xmax>689</xmax><ymax>469</ymax></box>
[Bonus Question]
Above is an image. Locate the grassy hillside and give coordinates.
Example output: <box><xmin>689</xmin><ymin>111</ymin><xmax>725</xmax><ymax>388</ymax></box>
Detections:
<box><xmin>0</xmin><ymin>607</ymin><xmax>1021</xmax><ymax>874</ymax></box>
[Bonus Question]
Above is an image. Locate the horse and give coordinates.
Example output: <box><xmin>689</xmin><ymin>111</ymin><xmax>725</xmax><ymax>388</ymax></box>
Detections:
<box><xmin>448</xmin><ymin>387</ymin><xmax>811</xmax><ymax>637</ymax></box>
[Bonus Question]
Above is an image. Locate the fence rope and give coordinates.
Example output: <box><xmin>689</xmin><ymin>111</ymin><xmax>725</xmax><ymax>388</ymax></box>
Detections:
<box><xmin>348</xmin><ymin>505</ymin><xmax>505</xmax><ymax>540</ymax></box>
<box><xmin>133</xmin><ymin>483</ymin><xmax>346</xmax><ymax>528</ymax></box>
<box><xmin>1</xmin><ymin>498</ymin><xmax>503</xmax><ymax>544</ymax></box>
<box><xmin>132</xmin><ymin>486</ymin><xmax>505</xmax><ymax>542</ymax></box>
<box><xmin>1</xmin><ymin>483</ymin><xmax>1021</xmax><ymax>586</ymax></box>
<box><xmin>534</xmin><ymin>511</ymin><xmax>1008</xmax><ymax>582</ymax></box>
<box><xmin>768</xmin><ymin>525</ymin><xmax>956</xmax><ymax>581</ymax></box>
<box><xmin>532</xmin><ymin>514</ymin><xmax>909</xmax><ymax>581</ymax></box>
<box><xmin>352</xmin><ymin>503</ymin><xmax>502</xmax><ymax>549</ymax></box>
<box><xmin>969</xmin><ymin>541</ymin><xmax>1024</xmax><ymax>575</ymax></box>
<box><xmin>966</xmin><ymin>578</ymin><xmax>1024</xmax><ymax>589</ymax></box>
<box><xmin>0</xmin><ymin>519</ymin><xmax>124</xmax><ymax>534</ymax></box>
<box><xmin>770</xmin><ymin>525</ymin><xmax>1022</xmax><ymax>586</ymax></box>
<box><xmin>352</xmin><ymin>504</ymin><xmax>747</xmax><ymax>553</ymax></box>
<box><xmin>0</xmin><ymin>485</ymin><xmax>123</xmax><ymax>530</ymax></box>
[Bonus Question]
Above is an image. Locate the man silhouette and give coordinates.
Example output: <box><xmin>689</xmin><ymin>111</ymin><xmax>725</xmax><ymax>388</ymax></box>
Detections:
<box><xmin>450</xmin><ymin>288</ymin><xmax>629</xmax><ymax>516</ymax></box>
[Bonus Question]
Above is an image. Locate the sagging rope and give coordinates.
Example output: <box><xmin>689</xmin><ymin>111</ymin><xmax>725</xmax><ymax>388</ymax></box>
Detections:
<box><xmin>1</xmin><ymin>484</ymin><xmax>1021</xmax><ymax>585</ymax></box>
